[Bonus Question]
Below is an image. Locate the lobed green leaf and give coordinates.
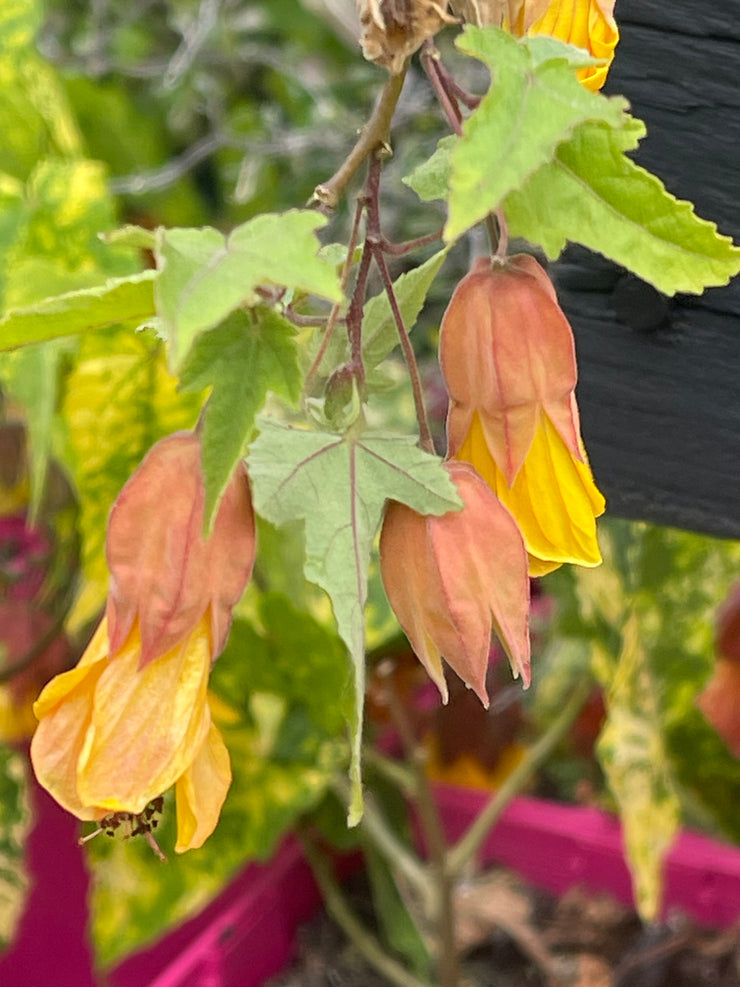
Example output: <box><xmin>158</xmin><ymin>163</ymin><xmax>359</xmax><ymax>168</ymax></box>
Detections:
<box><xmin>445</xmin><ymin>26</ymin><xmax>628</xmax><ymax>242</ymax></box>
<box><xmin>247</xmin><ymin>419</ymin><xmax>461</xmax><ymax>823</ymax></box>
<box><xmin>155</xmin><ymin>210</ymin><xmax>343</xmax><ymax>371</ymax></box>
<box><xmin>178</xmin><ymin>307</ymin><xmax>302</xmax><ymax>530</ymax></box>
<box><xmin>504</xmin><ymin>120</ymin><xmax>740</xmax><ymax>295</ymax></box>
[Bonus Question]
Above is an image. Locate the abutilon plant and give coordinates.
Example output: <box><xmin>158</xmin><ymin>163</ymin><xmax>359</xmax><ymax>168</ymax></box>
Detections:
<box><xmin>440</xmin><ymin>254</ymin><xmax>605</xmax><ymax>575</ymax></box>
<box><xmin>31</xmin><ymin>431</ymin><xmax>256</xmax><ymax>853</ymax></box>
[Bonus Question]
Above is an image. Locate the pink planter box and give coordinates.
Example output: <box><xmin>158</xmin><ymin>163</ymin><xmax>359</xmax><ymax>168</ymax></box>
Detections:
<box><xmin>2</xmin><ymin>782</ymin><xmax>739</xmax><ymax>986</ymax></box>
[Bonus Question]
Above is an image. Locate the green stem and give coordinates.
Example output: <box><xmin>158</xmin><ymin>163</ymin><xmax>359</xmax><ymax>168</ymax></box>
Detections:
<box><xmin>312</xmin><ymin>68</ymin><xmax>407</xmax><ymax>210</ymax></box>
<box><xmin>446</xmin><ymin>678</ymin><xmax>592</xmax><ymax>878</ymax></box>
<box><xmin>364</xmin><ymin>747</ymin><xmax>417</xmax><ymax>796</ymax></box>
<box><xmin>332</xmin><ymin>775</ymin><xmax>431</xmax><ymax>898</ymax></box>
<box><xmin>379</xmin><ymin>662</ymin><xmax>460</xmax><ymax>987</ymax></box>
<box><xmin>298</xmin><ymin>828</ymin><xmax>436</xmax><ymax>987</ymax></box>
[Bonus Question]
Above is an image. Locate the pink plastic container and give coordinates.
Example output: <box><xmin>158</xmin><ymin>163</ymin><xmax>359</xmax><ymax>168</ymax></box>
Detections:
<box><xmin>2</xmin><ymin>781</ymin><xmax>739</xmax><ymax>986</ymax></box>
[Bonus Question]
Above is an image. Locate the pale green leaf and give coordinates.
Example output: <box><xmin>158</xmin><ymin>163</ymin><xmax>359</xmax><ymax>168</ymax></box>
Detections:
<box><xmin>102</xmin><ymin>225</ymin><xmax>157</xmax><ymax>251</ymax></box>
<box><xmin>595</xmin><ymin>613</ymin><xmax>681</xmax><ymax>921</ymax></box>
<box><xmin>0</xmin><ymin>341</ymin><xmax>69</xmax><ymax>519</ymax></box>
<box><xmin>403</xmin><ymin>136</ymin><xmax>455</xmax><ymax>203</ymax></box>
<box><xmin>63</xmin><ymin>328</ymin><xmax>201</xmax><ymax>629</ymax></box>
<box><xmin>0</xmin><ymin>272</ymin><xmax>157</xmax><ymax>351</ymax></box>
<box><xmin>155</xmin><ymin>210</ymin><xmax>343</xmax><ymax>371</ymax></box>
<box><xmin>178</xmin><ymin>307</ymin><xmax>302</xmax><ymax>529</ymax></box>
<box><xmin>446</xmin><ymin>26</ymin><xmax>628</xmax><ymax>241</ymax></box>
<box><xmin>504</xmin><ymin>120</ymin><xmax>740</xmax><ymax>294</ymax></box>
<box><xmin>247</xmin><ymin>419</ymin><xmax>461</xmax><ymax>823</ymax></box>
<box><xmin>362</xmin><ymin>249</ymin><xmax>449</xmax><ymax>368</ymax></box>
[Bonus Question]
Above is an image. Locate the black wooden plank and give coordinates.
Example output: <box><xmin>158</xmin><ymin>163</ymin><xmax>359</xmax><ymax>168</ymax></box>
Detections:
<box><xmin>554</xmin><ymin>0</ymin><xmax>740</xmax><ymax>537</ymax></box>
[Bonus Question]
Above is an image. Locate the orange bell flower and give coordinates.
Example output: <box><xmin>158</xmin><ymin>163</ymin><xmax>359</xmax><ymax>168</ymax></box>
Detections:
<box><xmin>380</xmin><ymin>460</ymin><xmax>530</xmax><ymax>705</ymax></box>
<box><xmin>31</xmin><ymin>432</ymin><xmax>255</xmax><ymax>852</ymax></box>
<box><xmin>440</xmin><ymin>254</ymin><xmax>605</xmax><ymax>575</ymax></box>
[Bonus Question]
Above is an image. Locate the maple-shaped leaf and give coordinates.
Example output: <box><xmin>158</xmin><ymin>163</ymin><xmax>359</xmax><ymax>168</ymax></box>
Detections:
<box><xmin>446</xmin><ymin>26</ymin><xmax>628</xmax><ymax>241</ymax></box>
<box><xmin>504</xmin><ymin>118</ymin><xmax>740</xmax><ymax>295</ymax></box>
<box><xmin>179</xmin><ymin>307</ymin><xmax>302</xmax><ymax>529</ymax></box>
<box><xmin>247</xmin><ymin>418</ymin><xmax>461</xmax><ymax>823</ymax></box>
<box><xmin>155</xmin><ymin>210</ymin><xmax>343</xmax><ymax>371</ymax></box>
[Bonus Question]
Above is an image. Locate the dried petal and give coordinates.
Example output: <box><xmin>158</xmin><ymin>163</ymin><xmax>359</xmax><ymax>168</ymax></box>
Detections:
<box><xmin>357</xmin><ymin>0</ymin><xmax>456</xmax><ymax>74</ymax></box>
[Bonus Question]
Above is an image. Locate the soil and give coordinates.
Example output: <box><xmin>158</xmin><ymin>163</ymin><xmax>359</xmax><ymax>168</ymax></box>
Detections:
<box><xmin>265</xmin><ymin>867</ymin><xmax>740</xmax><ymax>987</ymax></box>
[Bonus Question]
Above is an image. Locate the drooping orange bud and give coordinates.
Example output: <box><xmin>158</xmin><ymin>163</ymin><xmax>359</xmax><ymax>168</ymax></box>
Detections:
<box><xmin>697</xmin><ymin>581</ymin><xmax>740</xmax><ymax>758</ymax></box>
<box><xmin>106</xmin><ymin>431</ymin><xmax>256</xmax><ymax>667</ymax></box>
<box><xmin>440</xmin><ymin>254</ymin><xmax>604</xmax><ymax>574</ymax></box>
<box><xmin>379</xmin><ymin>460</ymin><xmax>530</xmax><ymax>705</ymax></box>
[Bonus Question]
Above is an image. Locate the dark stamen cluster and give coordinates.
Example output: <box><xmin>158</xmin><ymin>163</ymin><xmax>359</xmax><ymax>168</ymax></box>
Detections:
<box><xmin>99</xmin><ymin>796</ymin><xmax>165</xmax><ymax>839</ymax></box>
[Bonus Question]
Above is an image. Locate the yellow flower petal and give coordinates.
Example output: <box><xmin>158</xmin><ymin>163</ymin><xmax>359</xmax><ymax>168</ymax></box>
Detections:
<box><xmin>76</xmin><ymin>614</ymin><xmax>212</xmax><ymax>815</ymax></box>
<box><xmin>458</xmin><ymin>412</ymin><xmax>604</xmax><ymax>570</ymax></box>
<box><xmin>30</xmin><ymin>620</ymin><xmax>110</xmax><ymax>821</ymax></box>
<box><xmin>174</xmin><ymin>720</ymin><xmax>231</xmax><ymax>853</ymax></box>
<box><xmin>526</xmin><ymin>0</ymin><xmax>619</xmax><ymax>91</ymax></box>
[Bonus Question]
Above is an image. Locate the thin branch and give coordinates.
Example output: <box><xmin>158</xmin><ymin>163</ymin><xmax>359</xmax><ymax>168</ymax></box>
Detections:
<box><xmin>298</xmin><ymin>827</ymin><xmax>437</xmax><ymax>987</ymax></box>
<box><xmin>311</xmin><ymin>67</ymin><xmax>408</xmax><ymax>210</ymax></box>
<box><xmin>421</xmin><ymin>45</ymin><xmax>463</xmax><ymax>136</ymax></box>
<box><xmin>378</xmin><ymin>661</ymin><xmax>460</xmax><ymax>987</ymax></box>
<box><xmin>304</xmin><ymin>196</ymin><xmax>364</xmax><ymax>397</ymax></box>
<box><xmin>363</xmin><ymin>747</ymin><xmax>417</xmax><ymax>796</ymax></box>
<box><xmin>447</xmin><ymin>679</ymin><xmax>592</xmax><ymax>879</ymax></box>
<box><xmin>373</xmin><ymin>246</ymin><xmax>435</xmax><ymax>454</ymax></box>
<box><xmin>379</xmin><ymin>230</ymin><xmax>444</xmax><ymax>256</ymax></box>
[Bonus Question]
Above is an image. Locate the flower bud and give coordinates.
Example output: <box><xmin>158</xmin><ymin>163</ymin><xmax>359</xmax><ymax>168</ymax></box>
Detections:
<box><xmin>380</xmin><ymin>461</ymin><xmax>530</xmax><ymax>705</ymax></box>
<box><xmin>106</xmin><ymin>431</ymin><xmax>256</xmax><ymax>667</ymax></box>
<box><xmin>440</xmin><ymin>254</ymin><xmax>604</xmax><ymax>575</ymax></box>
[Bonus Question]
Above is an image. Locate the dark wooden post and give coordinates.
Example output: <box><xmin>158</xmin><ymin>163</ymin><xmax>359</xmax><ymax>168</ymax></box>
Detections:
<box><xmin>559</xmin><ymin>0</ymin><xmax>740</xmax><ymax>537</ymax></box>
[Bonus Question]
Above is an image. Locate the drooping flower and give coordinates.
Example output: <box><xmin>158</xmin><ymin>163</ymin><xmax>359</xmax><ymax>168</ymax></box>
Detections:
<box><xmin>31</xmin><ymin>615</ymin><xmax>231</xmax><ymax>852</ymax></box>
<box><xmin>380</xmin><ymin>460</ymin><xmax>530</xmax><ymax>705</ymax></box>
<box><xmin>31</xmin><ymin>431</ymin><xmax>255</xmax><ymax>852</ymax></box>
<box><xmin>451</xmin><ymin>0</ymin><xmax>618</xmax><ymax>91</ymax></box>
<box><xmin>440</xmin><ymin>254</ymin><xmax>605</xmax><ymax>576</ymax></box>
